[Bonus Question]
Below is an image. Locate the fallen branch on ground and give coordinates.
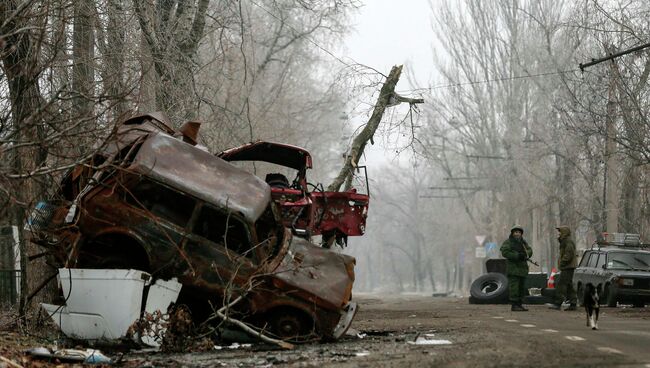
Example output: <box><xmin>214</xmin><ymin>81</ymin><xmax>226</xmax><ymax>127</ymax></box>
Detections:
<box><xmin>0</xmin><ymin>355</ymin><xmax>24</xmax><ymax>368</ymax></box>
<box><xmin>211</xmin><ymin>295</ymin><xmax>294</xmax><ymax>350</ymax></box>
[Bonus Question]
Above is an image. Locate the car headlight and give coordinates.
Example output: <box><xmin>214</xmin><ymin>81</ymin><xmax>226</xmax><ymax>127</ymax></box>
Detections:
<box><xmin>617</xmin><ymin>278</ymin><xmax>634</xmax><ymax>286</ymax></box>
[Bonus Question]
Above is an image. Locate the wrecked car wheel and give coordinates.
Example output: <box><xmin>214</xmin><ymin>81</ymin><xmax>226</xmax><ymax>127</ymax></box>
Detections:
<box><xmin>268</xmin><ymin>309</ymin><xmax>315</xmax><ymax>342</ymax></box>
<box><xmin>469</xmin><ymin>273</ymin><xmax>508</xmax><ymax>304</ymax></box>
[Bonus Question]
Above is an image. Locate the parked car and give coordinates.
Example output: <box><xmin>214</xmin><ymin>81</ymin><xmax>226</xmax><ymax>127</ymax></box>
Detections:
<box><xmin>217</xmin><ymin>141</ymin><xmax>369</xmax><ymax>247</ymax></box>
<box><xmin>27</xmin><ymin>113</ymin><xmax>358</xmax><ymax>342</ymax></box>
<box><xmin>573</xmin><ymin>234</ymin><xmax>650</xmax><ymax>308</ymax></box>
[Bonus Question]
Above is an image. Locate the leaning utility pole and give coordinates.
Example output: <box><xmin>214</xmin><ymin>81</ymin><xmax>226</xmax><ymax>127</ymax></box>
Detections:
<box><xmin>327</xmin><ymin>65</ymin><xmax>424</xmax><ymax>192</ymax></box>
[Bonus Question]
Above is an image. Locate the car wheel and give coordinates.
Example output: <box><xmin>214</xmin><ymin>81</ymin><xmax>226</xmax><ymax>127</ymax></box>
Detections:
<box><xmin>576</xmin><ymin>284</ymin><xmax>583</xmax><ymax>307</ymax></box>
<box><xmin>268</xmin><ymin>308</ymin><xmax>315</xmax><ymax>342</ymax></box>
<box><xmin>469</xmin><ymin>273</ymin><xmax>509</xmax><ymax>304</ymax></box>
<box><xmin>604</xmin><ymin>285</ymin><xmax>617</xmax><ymax>308</ymax></box>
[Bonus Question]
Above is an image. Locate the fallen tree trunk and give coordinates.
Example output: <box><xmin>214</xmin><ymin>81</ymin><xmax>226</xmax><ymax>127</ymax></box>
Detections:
<box><xmin>327</xmin><ymin>65</ymin><xmax>424</xmax><ymax>192</ymax></box>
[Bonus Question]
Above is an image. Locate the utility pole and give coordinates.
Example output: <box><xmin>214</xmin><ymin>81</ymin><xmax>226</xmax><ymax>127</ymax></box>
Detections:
<box><xmin>604</xmin><ymin>57</ymin><xmax>620</xmax><ymax>233</ymax></box>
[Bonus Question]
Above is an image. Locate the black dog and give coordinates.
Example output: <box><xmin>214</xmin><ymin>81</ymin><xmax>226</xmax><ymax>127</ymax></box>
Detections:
<box><xmin>583</xmin><ymin>283</ymin><xmax>600</xmax><ymax>330</ymax></box>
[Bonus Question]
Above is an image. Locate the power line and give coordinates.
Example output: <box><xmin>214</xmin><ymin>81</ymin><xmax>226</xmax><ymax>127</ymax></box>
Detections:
<box><xmin>397</xmin><ymin>68</ymin><xmax>580</xmax><ymax>94</ymax></box>
<box><xmin>428</xmin><ymin>186</ymin><xmax>483</xmax><ymax>190</ymax></box>
<box><xmin>247</xmin><ymin>2</ymin><xmax>580</xmax><ymax>92</ymax></box>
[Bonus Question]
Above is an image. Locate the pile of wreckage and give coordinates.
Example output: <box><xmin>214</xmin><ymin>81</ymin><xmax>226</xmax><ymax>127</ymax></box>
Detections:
<box><xmin>27</xmin><ymin>112</ymin><xmax>369</xmax><ymax>349</ymax></box>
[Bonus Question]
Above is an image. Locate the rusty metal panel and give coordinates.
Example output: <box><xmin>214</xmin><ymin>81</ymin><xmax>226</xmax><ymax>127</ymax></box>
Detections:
<box><xmin>272</xmin><ymin>237</ymin><xmax>354</xmax><ymax>310</ymax></box>
<box><xmin>218</xmin><ymin>141</ymin><xmax>313</xmax><ymax>170</ymax></box>
<box><xmin>130</xmin><ymin>133</ymin><xmax>271</xmax><ymax>223</ymax></box>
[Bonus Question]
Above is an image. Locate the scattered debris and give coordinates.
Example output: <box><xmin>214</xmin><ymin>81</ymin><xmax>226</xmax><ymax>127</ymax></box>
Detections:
<box><xmin>407</xmin><ymin>333</ymin><xmax>452</xmax><ymax>346</ymax></box>
<box><xmin>213</xmin><ymin>343</ymin><xmax>252</xmax><ymax>350</ymax></box>
<box><xmin>25</xmin><ymin>347</ymin><xmax>112</xmax><ymax>364</ymax></box>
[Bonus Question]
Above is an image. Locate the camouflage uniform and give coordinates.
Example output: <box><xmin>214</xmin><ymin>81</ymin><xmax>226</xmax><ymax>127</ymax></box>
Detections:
<box><xmin>500</xmin><ymin>227</ymin><xmax>533</xmax><ymax>309</ymax></box>
<box><xmin>552</xmin><ymin>226</ymin><xmax>577</xmax><ymax>308</ymax></box>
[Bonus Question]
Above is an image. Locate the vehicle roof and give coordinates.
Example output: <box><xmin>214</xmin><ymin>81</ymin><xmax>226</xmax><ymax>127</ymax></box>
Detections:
<box><xmin>218</xmin><ymin>141</ymin><xmax>313</xmax><ymax>171</ymax></box>
<box><xmin>130</xmin><ymin>132</ymin><xmax>271</xmax><ymax>223</ymax></box>
<box><xmin>588</xmin><ymin>247</ymin><xmax>650</xmax><ymax>254</ymax></box>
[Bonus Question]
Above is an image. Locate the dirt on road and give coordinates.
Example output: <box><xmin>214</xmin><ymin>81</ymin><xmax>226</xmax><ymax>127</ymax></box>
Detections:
<box><xmin>2</xmin><ymin>293</ymin><xmax>650</xmax><ymax>367</ymax></box>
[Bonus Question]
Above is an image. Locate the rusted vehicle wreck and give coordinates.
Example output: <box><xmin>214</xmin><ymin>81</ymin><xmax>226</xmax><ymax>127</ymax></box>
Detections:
<box><xmin>29</xmin><ymin>113</ymin><xmax>357</xmax><ymax>342</ymax></box>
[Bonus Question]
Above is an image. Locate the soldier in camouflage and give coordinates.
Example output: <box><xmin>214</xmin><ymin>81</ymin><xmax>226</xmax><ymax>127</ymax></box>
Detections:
<box><xmin>500</xmin><ymin>225</ymin><xmax>533</xmax><ymax>311</ymax></box>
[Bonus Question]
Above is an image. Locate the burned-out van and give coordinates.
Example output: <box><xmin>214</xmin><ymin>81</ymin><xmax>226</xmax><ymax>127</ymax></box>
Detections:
<box><xmin>28</xmin><ymin>113</ymin><xmax>357</xmax><ymax>342</ymax></box>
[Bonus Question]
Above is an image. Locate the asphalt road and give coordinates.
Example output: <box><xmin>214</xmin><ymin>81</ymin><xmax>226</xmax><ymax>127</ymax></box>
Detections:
<box><xmin>4</xmin><ymin>294</ymin><xmax>650</xmax><ymax>367</ymax></box>
<box><xmin>492</xmin><ymin>304</ymin><xmax>650</xmax><ymax>364</ymax></box>
<box><xmin>125</xmin><ymin>294</ymin><xmax>650</xmax><ymax>367</ymax></box>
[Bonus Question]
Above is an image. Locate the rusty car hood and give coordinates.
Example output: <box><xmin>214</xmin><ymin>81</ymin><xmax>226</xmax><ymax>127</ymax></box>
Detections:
<box><xmin>218</xmin><ymin>141</ymin><xmax>313</xmax><ymax>171</ymax></box>
<box><xmin>271</xmin><ymin>236</ymin><xmax>355</xmax><ymax>310</ymax></box>
<box><xmin>130</xmin><ymin>133</ymin><xmax>271</xmax><ymax>223</ymax></box>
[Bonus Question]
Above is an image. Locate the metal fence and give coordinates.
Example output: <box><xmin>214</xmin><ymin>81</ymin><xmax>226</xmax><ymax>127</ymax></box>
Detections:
<box><xmin>0</xmin><ymin>269</ymin><xmax>19</xmax><ymax>306</ymax></box>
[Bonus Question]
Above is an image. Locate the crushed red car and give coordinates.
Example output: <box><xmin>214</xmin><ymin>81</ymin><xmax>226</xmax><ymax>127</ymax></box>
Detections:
<box><xmin>27</xmin><ymin>113</ymin><xmax>358</xmax><ymax>342</ymax></box>
<box><xmin>218</xmin><ymin>141</ymin><xmax>369</xmax><ymax>247</ymax></box>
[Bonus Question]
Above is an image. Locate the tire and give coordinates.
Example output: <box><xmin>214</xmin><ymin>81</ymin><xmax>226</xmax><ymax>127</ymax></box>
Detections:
<box><xmin>604</xmin><ymin>285</ymin><xmax>617</xmax><ymax>308</ymax></box>
<box><xmin>267</xmin><ymin>308</ymin><xmax>316</xmax><ymax>343</ymax></box>
<box><xmin>469</xmin><ymin>273</ymin><xmax>509</xmax><ymax>304</ymax></box>
<box><xmin>541</xmin><ymin>287</ymin><xmax>556</xmax><ymax>299</ymax></box>
<box><xmin>576</xmin><ymin>284</ymin><xmax>583</xmax><ymax>307</ymax></box>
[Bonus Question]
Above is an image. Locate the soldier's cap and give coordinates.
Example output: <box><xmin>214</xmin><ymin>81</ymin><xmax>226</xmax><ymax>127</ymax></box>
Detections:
<box><xmin>510</xmin><ymin>225</ymin><xmax>524</xmax><ymax>234</ymax></box>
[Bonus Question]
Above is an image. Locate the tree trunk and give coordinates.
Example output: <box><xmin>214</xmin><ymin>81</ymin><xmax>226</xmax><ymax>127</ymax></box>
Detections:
<box><xmin>72</xmin><ymin>0</ymin><xmax>94</xmax><ymax>120</ymax></box>
<box><xmin>328</xmin><ymin>65</ymin><xmax>423</xmax><ymax>192</ymax></box>
<box><xmin>555</xmin><ymin>153</ymin><xmax>575</xmax><ymax>227</ymax></box>
<box><xmin>620</xmin><ymin>164</ymin><xmax>640</xmax><ymax>232</ymax></box>
<box><xmin>134</xmin><ymin>0</ymin><xmax>210</xmax><ymax>124</ymax></box>
<box><xmin>105</xmin><ymin>0</ymin><xmax>128</xmax><ymax>119</ymax></box>
<box><xmin>1</xmin><ymin>0</ymin><xmax>50</xmax><ymax>319</ymax></box>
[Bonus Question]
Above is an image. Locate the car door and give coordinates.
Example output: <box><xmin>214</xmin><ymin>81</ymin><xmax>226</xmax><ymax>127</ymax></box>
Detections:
<box><xmin>182</xmin><ymin>202</ymin><xmax>258</xmax><ymax>296</ymax></box>
<box><xmin>593</xmin><ymin>251</ymin><xmax>607</xmax><ymax>287</ymax></box>
<box><xmin>574</xmin><ymin>250</ymin><xmax>593</xmax><ymax>289</ymax></box>
<box><xmin>584</xmin><ymin>251</ymin><xmax>601</xmax><ymax>287</ymax></box>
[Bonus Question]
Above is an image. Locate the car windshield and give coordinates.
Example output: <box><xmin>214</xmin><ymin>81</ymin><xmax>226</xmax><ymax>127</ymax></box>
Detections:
<box><xmin>607</xmin><ymin>252</ymin><xmax>650</xmax><ymax>271</ymax></box>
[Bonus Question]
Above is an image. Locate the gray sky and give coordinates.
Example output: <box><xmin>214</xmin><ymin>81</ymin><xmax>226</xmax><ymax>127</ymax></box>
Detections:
<box><xmin>341</xmin><ymin>0</ymin><xmax>435</xmax><ymax>166</ymax></box>
<box><xmin>344</xmin><ymin>0</ymin><xmax>435</xmax><ymax>91</ymax></box>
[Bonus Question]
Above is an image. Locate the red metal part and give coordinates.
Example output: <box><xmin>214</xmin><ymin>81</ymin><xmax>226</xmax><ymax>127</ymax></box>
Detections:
<box><xmin>218</xmin><ymin>141</ymin><xmax>370</xmax><ymax>239</ymax></box>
